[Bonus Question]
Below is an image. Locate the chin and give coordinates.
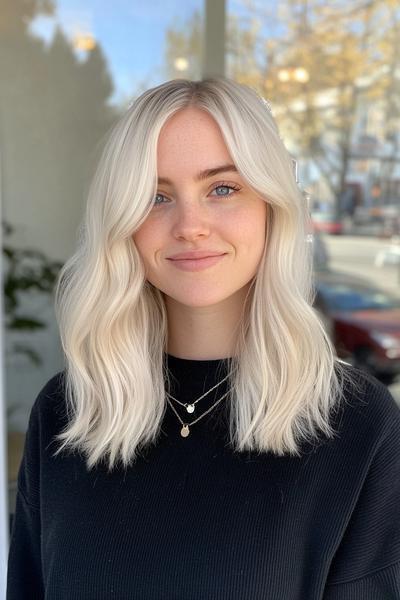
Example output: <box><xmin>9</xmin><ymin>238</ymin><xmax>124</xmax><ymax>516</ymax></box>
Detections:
<box><xmin>165</xmin><ymin>292</ymin><xmax>235</xmax><ymax>309</ymax></box>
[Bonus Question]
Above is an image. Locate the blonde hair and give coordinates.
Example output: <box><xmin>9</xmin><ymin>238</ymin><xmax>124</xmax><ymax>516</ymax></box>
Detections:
<box><xmin>54</xmin><ymin>77</ymin><xmax>359</xmax><ymax>471</ymax></box>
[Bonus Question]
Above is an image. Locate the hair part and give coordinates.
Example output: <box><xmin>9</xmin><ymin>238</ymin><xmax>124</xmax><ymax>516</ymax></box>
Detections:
<box><xmin>54</xmin><ymin>77</ymin><xmax>361</xmax><ymax>471</ymax></box>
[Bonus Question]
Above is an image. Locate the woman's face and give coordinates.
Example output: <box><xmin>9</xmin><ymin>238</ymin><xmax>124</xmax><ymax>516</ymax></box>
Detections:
<box><xmin>133</xmin><ymin>107</ymin><xmax>268</xmax><ymax>310</ymax></box>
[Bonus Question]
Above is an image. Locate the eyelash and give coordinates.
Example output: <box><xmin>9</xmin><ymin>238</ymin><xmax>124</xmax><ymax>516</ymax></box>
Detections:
<box><xmin>153</xmin><ymin>182</ymin><xmax>241</xmax><ymax>206</ymax></box>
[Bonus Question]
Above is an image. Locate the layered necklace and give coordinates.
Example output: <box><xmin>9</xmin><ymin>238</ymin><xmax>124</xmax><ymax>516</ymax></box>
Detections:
<box><xmin>165</xmin><ymin>372</ymin><xmax>231</xmax><ymax>438</ymax></box>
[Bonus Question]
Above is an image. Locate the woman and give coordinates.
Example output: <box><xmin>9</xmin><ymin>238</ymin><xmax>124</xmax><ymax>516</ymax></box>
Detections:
<box><xmin>7</xmin><ymin>78</ymin><xmax>400</xmax><ymax>599</ymax></box>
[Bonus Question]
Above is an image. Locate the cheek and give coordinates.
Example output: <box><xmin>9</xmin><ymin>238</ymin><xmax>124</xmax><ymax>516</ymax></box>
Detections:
<box><xmin>133</xmin><ymin>223</ymin><xmax>157</xmax><ymax>261</ymax></box>
<box><xmin>235</xmin><ymin>206</ymin><xmax>267</xmax><ymax>250</ymax></box>
<box><xmin>133</xmin><ymin>223</ymin><xmax>167</xmax><ymax>285</ymax></box>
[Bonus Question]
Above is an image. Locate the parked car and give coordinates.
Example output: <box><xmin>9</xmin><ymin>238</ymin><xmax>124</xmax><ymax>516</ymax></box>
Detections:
<box><xmin>313</xmin><ymin>270</ymin><xmax>400</xmax><ymax>383</ymax></box>
<box><xmin>311</xmin><ymin>211</ymin><xmax>343</xmax><ymax>235</ymax></box>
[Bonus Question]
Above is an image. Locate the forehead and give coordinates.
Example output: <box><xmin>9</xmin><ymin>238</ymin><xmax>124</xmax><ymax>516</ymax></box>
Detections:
<box><xmin>156</xmin><ymin>107</ymin><xmax>233</xmax><ymax>176</ymax></box>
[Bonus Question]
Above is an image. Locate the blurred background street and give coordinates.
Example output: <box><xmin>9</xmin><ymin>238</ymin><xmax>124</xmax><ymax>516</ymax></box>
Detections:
<box><xmin>325</xmin><ymin>234</ymin><xmax>399</xmax><ymax>296</ymax></box>
<box><xmin>321</xmin><ymin>231</ymin><xmax>400</xmax><ymax>404</ymax></box>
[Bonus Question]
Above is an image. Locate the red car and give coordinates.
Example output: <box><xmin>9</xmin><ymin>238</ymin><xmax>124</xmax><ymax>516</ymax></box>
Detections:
<box><xmin>314</xmin><ymin>271</ymin><xmax>400</xmax><ymax>383</ymax></box>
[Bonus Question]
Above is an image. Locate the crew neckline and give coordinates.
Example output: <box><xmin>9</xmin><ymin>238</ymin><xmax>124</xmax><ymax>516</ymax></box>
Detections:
<box><xmin>162</xmin><ymin>352</ymin><xmax>231</xmax><ymax>439</ymax></box>
<box><xmin>164</xmin><ymin>352</ymin><xmax>231</xmax><ymax>366</ymax></box>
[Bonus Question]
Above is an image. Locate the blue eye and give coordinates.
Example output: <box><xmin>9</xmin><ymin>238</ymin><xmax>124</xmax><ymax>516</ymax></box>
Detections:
<box><xmin>152</xmin><ymin>183</ymin><xmax>240</xmax><ymax>207</ymax></box>
<box><xmin>210</xmin><ymin>184</ymin><xmax>240</xmax><ymax>196</ymax></box>
<box><xmin>213</xmin><ymin>185</ymin><xmax>231</xmax><ymax>196</ymax></box>
<box><xmin>153</xmin><ymin>193</ymin><xmax>167</xmax><ymax>205</ymax></box>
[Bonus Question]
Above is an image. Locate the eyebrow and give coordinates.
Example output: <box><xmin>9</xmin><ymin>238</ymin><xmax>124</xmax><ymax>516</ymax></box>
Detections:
<box><xmin>157</xmin><ymin>164</ymin><xmax>238</xmax><ymax>186</ymax></box>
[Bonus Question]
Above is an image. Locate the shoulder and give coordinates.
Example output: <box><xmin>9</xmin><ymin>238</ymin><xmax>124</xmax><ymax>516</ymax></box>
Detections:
<box><xmin>35</xmin><ymin>370</ymin><xmax>66</xmax><ymax>402</ymax></box>
<box><xmin>334</xmin><ymin>362</ymin><xmax>400</xmax><ymax>443</ymax></box>
<box><xmin>324</xmin><ymin>366</ymin><xmax>400</xmax><ymax>584</ymax></box>
<box><xmin>28</xmin><ymin>371</ymin><xmax>68</xmax><ymax>437</ymax></box>
<box><xmin>17</xmin><ymin>372</ymin><xmax>68</xmax><ymax>502</ymax></box>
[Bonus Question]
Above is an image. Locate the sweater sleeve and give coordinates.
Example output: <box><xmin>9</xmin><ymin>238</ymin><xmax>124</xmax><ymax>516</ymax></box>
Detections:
<box><xmin>323</xmin><ymin>382</ymin><xmax>400</xmax><ymax>599</ymax></box>
<box><xmin>323</xmin><ymin>562</ymin><xmax>400</xmax><ymax>599</ymax></box>
<box><xmin>7</xmin><ymin>393</ymin><xmax>44</xmax><ymax>599</ymax></box>
<box><xmin>6</xmin><ymin>492</ymin><xmax>44</xmax><ymax>599</ymax></box>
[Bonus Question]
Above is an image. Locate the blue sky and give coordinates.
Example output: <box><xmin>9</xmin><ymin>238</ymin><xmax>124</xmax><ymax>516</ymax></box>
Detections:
<box><xmin>28</xmin><ymin>1</ymin><xmax>282</xmax><ymax>106</ymax></box>
<box><xmin>29</xmin><ymin>0</ymin><xmax>204</xmax><ymax>104</ymax></box>
<box><xmin>31</xmin><ymin>0</ymin><xmax>282</xmax><ymax>103</ymax></box>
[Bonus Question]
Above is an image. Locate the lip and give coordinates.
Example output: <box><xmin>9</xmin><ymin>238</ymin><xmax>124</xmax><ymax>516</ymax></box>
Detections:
<box><xmin>167</xmin><ymin>253</ymin><xmax>226</xmax><ymax>272</ymax></box>
<box><xmin>167</xmin><ymin>251</ymin><xmax>226</xmax><ymax>260</ymax></box>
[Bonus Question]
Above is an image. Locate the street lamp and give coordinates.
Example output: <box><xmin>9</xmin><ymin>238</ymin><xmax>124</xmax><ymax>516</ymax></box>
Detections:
<box><xmin>73</xmin><ymin>33</ymin><xmax>96</xmax><ymax>52</ymax></box>
<box><xmin>174</xmin><ymin>57</ymin><xmax>189</xmax><ymax>72</ymax></box>
<box><xmin>293</xmin><ymin>67</ymin><xmax>310</xmax><ymax>83</ymax></box>
<box><xmin>277</xmin><ymin>66</ymin><xmax>310</xmax><ymax>83</ymax></box>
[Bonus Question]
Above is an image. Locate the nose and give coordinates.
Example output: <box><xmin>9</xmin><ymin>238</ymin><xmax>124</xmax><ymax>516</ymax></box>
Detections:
<box><xmin>171</xmin><ymin>201</ymin><xmax>211</xmax><ymax>241</ymax></box>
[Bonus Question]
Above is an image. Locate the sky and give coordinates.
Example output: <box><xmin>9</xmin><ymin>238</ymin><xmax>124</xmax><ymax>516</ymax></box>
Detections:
<box><xmin>28</xmin><ymin>0</ymin><xmax>284</xmax><ymax>106</ymax></box>
<box><xmin>29</xmin><ymin>0</ymin><xmax>205</xmax><ymax>104</ymax></box>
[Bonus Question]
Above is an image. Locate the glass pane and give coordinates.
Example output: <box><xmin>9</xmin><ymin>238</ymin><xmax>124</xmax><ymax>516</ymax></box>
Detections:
<box><xmin>227</xmin><ymin>0</ymin><xmax>400</xmax><ymax>397</ymax></box>
<box><xmin>2</xmin><ymin>0</ymin><xmax>204</xmax><ymax>523</ymax></box>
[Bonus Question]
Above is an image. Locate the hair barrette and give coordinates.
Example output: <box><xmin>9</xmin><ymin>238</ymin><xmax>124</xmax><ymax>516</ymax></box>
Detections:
<box><xmin>292</xmin><ymin>158</ymin><xmax>299</xmax><ymax>183</ymax></box>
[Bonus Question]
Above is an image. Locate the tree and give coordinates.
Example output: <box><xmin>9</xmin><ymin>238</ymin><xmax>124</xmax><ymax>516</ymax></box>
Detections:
<box><xmin>164</xmin><ymin>0</ymin><xmax>400</xmax><ymax>212</ymax></box>
<box><xmin>374</xmin><ymin>2</ymin><xmax>400</xmax><ymax>202</ymax></box>
<box><xmin>164</xmin><ymin>10</ymin><xmax>203</xmax><ymax>80</ymax></box>
<box><xmin>0</xmin><ymin>0</ymin><xmax>117</xmax><ymax>261</ymax></box>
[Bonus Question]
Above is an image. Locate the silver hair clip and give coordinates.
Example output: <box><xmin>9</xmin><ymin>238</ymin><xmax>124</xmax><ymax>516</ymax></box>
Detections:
<box><xmin>292</xmin><ymin>158</ymin><xmax>299</xmax><ymax>183</ymax></box>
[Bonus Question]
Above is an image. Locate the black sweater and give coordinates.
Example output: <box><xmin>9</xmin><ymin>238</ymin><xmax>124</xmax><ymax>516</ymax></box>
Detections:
<box><xmin>7</xmin><ymin>355</ymin><xmax>400</xmax><ymax>599</ymax></box>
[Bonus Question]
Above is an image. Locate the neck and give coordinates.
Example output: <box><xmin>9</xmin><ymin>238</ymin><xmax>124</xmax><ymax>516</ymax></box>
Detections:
<box><xmin>165</xmin><ymin>287</ymin><xmax>250</xmax><ymax>361</ymax></box>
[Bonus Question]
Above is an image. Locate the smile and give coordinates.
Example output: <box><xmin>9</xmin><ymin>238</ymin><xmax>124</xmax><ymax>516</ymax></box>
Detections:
<box><xmin>167</xmin><ymin>254</ymin><xmax>226</xmax><ymax>272</ymax></box>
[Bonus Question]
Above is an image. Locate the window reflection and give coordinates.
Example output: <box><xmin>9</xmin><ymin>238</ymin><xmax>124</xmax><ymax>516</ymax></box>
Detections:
<box><xmin>2</xmin><ymin>0</ymin><xmax>203</xmax><ymax>522</ymax></box>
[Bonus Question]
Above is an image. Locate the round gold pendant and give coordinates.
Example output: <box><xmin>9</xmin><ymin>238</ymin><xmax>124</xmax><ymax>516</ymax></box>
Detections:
<box><xmin>180</xmin><ymin>425</ymin><xmax>190</xmax><ymax>437</ymax></box>
<box><xmin>186</xmin><ymin>404</ymin><xmax>195</xmax><ymax>413</ymax></box>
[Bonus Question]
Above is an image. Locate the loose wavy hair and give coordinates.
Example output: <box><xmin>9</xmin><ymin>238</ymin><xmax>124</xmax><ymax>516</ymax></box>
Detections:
<box><xmin>54</xmin><ymin>77</ymin><xmax>359</xmax><ymax>471</ymax></box>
